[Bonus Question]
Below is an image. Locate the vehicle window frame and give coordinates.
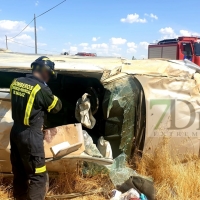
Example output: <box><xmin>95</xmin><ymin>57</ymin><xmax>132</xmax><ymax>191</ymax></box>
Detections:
<box><xmin>194</xmin><ymin>42</ymin><xmax>200</xmax><ymax>56</ymax></box>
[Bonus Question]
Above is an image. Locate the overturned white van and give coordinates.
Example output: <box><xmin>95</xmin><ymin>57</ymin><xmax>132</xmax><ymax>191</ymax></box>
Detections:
<box><xmin>1</xmin><ymin>52</ymin><xmax>200</xmax><ymax>174</ymax></box>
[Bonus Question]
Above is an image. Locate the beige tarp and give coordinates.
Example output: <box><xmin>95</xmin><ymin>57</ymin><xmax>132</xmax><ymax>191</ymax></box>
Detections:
<box><xmin>136</xmin><ymin>75</ymin><xmax>200</xmax><ymax>155</ymax></box>
<box><xmin>122</xmin><ymin>59</ymin><xmax>196</xmax><ymax>78</ymax></box>
<box><xmin>0</xmin><ymin>95</ymin><xmax>12</xmax><ymax>151</ymax></box>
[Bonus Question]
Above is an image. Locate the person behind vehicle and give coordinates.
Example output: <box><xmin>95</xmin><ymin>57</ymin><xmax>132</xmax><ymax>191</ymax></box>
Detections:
<box><xmin>10</xmin><ymin>56</ymin><xmax>62</xmax><ymax>200</ymax></box>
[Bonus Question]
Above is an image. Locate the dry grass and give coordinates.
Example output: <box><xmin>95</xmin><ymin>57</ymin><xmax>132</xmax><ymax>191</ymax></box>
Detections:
<box><xmin>0</xmin><ymin>165</ymin><xmax>112</xmax><ymax>200</ymax></box>
<box><xmin>134</xmin><ymin>138</ymin><xmax>200</xmax><ymax>200</ymax></box>
<box><xmin>0</xmin><ymin>176</ymin><xmax>12</xmax><ymax>200</ymax></box>
<box><xmin>73</xmin><ymin>195</ymin><xmax>106</xmax><ymax>200</ymax></box>
<box><xmin>1</xmin><ymin>139</ymin><xmax>200</xmax><ymax>200</ymax></box>
<box><xmin>48</xmin><ymin>162</ymin><xmax>113</xmax><ymax>199</ymax></box>
<box><xmin>0</xmin><ymin>186</ymin><xmax>10</xmax><ymax>200</ymax></box>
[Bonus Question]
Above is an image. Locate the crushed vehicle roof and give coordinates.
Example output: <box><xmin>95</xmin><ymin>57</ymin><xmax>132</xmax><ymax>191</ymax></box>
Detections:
<box><xmin>0</xmin><ymin>52</ymin><xmax>122</xmax><ymax>73</ymax></box>
<box><xmin>0</xmin><ymin>52</ymin><xmax>199</xmax><ymax>79</ymax></box>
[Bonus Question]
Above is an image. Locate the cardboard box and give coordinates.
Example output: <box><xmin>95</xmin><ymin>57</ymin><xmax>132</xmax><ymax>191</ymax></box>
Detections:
<box><xmin>44</xmin><ymin>123</ymin><xmax>85</xmax><ymax>158</ymax></box>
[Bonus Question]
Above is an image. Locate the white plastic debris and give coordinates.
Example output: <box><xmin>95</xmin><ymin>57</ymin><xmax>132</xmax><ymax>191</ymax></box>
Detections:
<box><xmin>97</xmin><ymin>136</ymin><xmax>113</xmax><ymax>159</ymax></box>
<box><xmin>75</xmin><ymin>93</ymin><xmax>96</xmax><ymax>129</ymax></box>
<box><xmin>110</xmin><ymin>189</ymin><xmax>122</xmax><ymax>200</ymax></box>
<box><xmin>50</xmin><ymin>141</ymin><xmax>82</xmax><ymax>158</ymax></box>
<box><xmin>120</xmin><ymin>188</ymin><xmax>140</xmax><ymax>200</ymax></box>
<box><xmin>51</xmin><ymin>141</ymin><xmax>70</xmax><ymax>156</ymax></box>
<box><xmin>83</xmin><ymin>130</ymin><xmax>103</xmax><ymax>158</ymax></box>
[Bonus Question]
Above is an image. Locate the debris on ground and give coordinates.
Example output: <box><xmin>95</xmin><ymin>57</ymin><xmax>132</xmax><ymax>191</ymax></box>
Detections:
<box><xmin>83</xmin><ymin>130</ymin><xmax>103</xmax><ymax>158</ymax></box>
<box><xmin>110</xmin><ymin>188</ymin><xmax>141</xmax><ymax>200</ymax></box>
<box><xmin>1</xmin><ymin>138</ymin><xmax>200</xmax><ymax>199</ymax></box>
<box><xmin>108</xmin><ymin>153</ymin><xmax>137</xmax><ymax>186</ymax></box>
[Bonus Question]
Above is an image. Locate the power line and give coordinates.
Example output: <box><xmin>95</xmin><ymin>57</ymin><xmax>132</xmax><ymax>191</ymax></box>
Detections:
<box><xmin>9</xmin><ymin>19</ymin><xmax>34</xmax><ymax>40</ymax></box>
<box><xmin>8</xmin><ymin>0</ymin><xmax>66</xmax><ymax>40</ymax></box>
<box><xmin>36</xmin><ymin>0</ymin><xmax>66</xmax><ymax>18</ymax></box>
<box><xmin>8</xmin><ymin>39</ymin><xmax>61</xmax><ymax>54</ymax></box>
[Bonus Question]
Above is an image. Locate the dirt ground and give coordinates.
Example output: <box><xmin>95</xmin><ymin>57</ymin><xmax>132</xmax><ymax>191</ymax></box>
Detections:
<box><xmin>1</xmin><ymin>139</ymin><xmax>200</xmax><ymax>200</ymax></box>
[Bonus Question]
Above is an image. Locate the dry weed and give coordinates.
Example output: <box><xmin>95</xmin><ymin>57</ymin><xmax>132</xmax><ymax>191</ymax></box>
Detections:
<box><xmin>1</xmin><ymin>139</ymin><xmax>200</xmax><ymax>200</ymax></box>
<box><xmin>47</xmin><ymin>162</ymin><xmax>113</xmax><ymax>199</ymax></box>
<box><xmin>73</xmin><ymin>195</ymin><xmax>106</xmax><ymax>200</ymax></box>
<box><xmin>0</xmin><ymin>162</ymin><xmax>112</xmax><ymax>200</ymax></box>
<box><xmin>134</xmin><ymin>138</ymin><xmax>200</xmax><ymax>200</ymax></box>
<box><xmin>0</xmin><ymin>186</ymin><xmax>9</xmax><ymax>200</ymax></box>
<box><xmin>0</xmin><ymin>176</ymin><xmax>12</xmax><ymax>200</ymax></box>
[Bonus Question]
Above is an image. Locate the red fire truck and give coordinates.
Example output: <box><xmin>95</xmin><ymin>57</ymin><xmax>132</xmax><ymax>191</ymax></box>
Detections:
<box><xmin>148</xmin><ymin>36</ymin><xmax>200</xmax><ymax>66</ymax></box>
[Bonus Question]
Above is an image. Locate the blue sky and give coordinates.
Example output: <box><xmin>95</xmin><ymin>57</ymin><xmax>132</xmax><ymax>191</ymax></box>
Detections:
<box><xmin>0</xmin><ymin>0</ymin><xmax>199</xmax><ymax>59</ymax></box>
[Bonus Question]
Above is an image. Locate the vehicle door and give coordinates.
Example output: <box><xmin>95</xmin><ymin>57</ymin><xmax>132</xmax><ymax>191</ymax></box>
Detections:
<box><xmin>179</xmin><ymin>42</ymin><xmax>194</xmax><ymax>62</ymax></box>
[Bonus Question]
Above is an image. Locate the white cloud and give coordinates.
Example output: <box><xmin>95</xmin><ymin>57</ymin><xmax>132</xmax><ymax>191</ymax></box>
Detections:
<box><xmin>127</xmin><ymin>42</ymin><xmax>137</xmax><ymax>53</ymax></box>
<box><xmin>0</xmin><ymin>20</ymin><xmax>34</xmax><ymax>33</ymax></box>
<box><xmin>127</xmin><ymin>42</ymin><xmax>137</xmax><ymax>48</ymax></box>
<box><xmin>90</xmin><ymin>43</ymin><xmax>110</xmax><ymax>55</ymax></box>
<box><xmin>70</xmin><ymin>46</ymin><xmax>78</xmax><ymax>51</ymax></box>
<box><xmin>12</xmin><ymin>34</ymin><xmax>30</xmax><ymax>41</ymax></box>
<box><xmin>65</xmin><ymin>42</ymin><xmax>71</xmax><ymax>46</ymax></box>
<box><xmin>121</xmin><ymin>14</ymin><xmax>147</xmax><ymax>23</ymax></box>
<box><xmin>159</xmin><ymin>27</ymin><xmax>200</xmax><ymax>39</ymax></box>
<box><xmin>0</xmin><ymin>20</ymin><xmax>43</xmax><ymax>36</ymax></box>
<box><xmin>8</xmin><ymin>34</ymin><xmax>46</xmax><ymax>46</ymax></box>
<box><xmin>159</xmin><ymin>27</ymin><xmax>177</xmax><ymax>39</ymax></box>
<box><xmin>37</xmin><ymin>26</ymin><xmax>44</xmax><ymax>31</ymax></box>
<box><xmin>180</xmin><ymin>30</ymin><xmax>191</xmax><ymax>36</ymax></box>
<box><xmin>145</xmin><ymin>13</ymin><xmax>158</xmax><ymax>20</ymax></box>
<box><xmin>110</xmin><ymin>37</ymin><xmax>127</xmax><ymax>45</ymax></box>
<box><xmin>150</xmin><ymin>13</ymin><xmax>158</xmax><ymax>20</ymax></box>
<box><xmin>75</xmin><ymin>42</ymin><xmax>123</xmax><ymax>56</ymax></box>
<box><xmin>110</xmin><ymin>45</ymin><xmax>121</xmax><ymax>52</ymax></box>
<box><xmin>112</xmin><ymin>53</ymin><xmax>121</xmax><ymax>57</ymax></box>
<box><xmin>179</xmin><ymin>30</ymin><xmax>200</xmax><ymax>36</ymax></box>
<box><xmin>0</xmin><ymin>20</ymin><xmax>46</xmax><ymax>53</ymax></box>
<box><xmin>2</xmin><ymin>33</ymin><xmax>45</xmax><ymax>54</ymax></box>
<box><xmin>92</xmin><ymin>37</ymin><xmax>100</xmax><ymax>42</ymax></box>
<box><xmin>69</xmin><ymin>46</ymin><xmax>78</xmax><ymax>52</ymax></box>
<box><xmin>35</xmin><ymin>1</ymin><xmax>39</xmax><ymax>6</ymax></box>
<box><xmin>91</xmin><ymin>43</ymin><xmax>108</xmax><ymax>49</ymax></box>
<box><xmin>159</xmin><ymin>27</ymin><xmax>174</xmax><ymax>35</ymax></box>
<box><xmin>79</xmin><ymin>43</ymin><xmax>89</xmax><ymax>47</ymax></box>
<box><xmin>37</xmin><ymin>42</ymin><xmax>47</xmax><ymax>47</ymax></box>
<box><xmin>82</xmin><ymin>46</ymin><xmax>91</xmax><ymax>51</ymax></box>
<box><xmin>62</xmin><ymin>48</ymin><xmax>67</xmax><ymax>52</ymax></box>
<box><xmin>127</xmin><ymin>48</ymin><xmax>137</xmax><ymax>53</ymax></box>
<box><xmin>64</xmin><ymin>42</ymin><xmax>123</xmax><ymax>56</ymax></box>
<box><xmin>139</xmin><ymin>41</ymin><xmax>149</xmax><ymax>49</ymax></box>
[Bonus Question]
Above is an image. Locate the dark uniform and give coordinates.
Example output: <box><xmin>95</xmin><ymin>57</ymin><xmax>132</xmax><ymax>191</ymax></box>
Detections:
<box><xmin>10</xmin><ymin>74</ymin><xmax>62</xmax><ymax>200</ymax></box>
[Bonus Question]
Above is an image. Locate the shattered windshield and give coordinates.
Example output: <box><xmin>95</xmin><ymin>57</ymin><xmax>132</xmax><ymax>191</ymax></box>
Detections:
<box><xmin>103</xmin><ymin>76</ymin><xmax>142</xmax><ymax>157</ymax></box>
<box><xmin>194</xmin><ymin>42</ymin><xmax>200</xmax><ymax>56</ymax></box>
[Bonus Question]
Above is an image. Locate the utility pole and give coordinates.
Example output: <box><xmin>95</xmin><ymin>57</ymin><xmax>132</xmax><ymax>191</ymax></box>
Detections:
<box><xmin>5</xmin><ymin>35</ymin><xmax>8</xmax><ymax>50</ymax></box>
<box><xmin>34</xmin><ymin>14</ymin><xmax>37</xmax><ymax>54</ymax></box>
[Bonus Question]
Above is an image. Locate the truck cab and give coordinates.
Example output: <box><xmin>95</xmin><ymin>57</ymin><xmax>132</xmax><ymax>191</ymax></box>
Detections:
<box><xmin>148</xmin><ymin>36</ymin><xmax>200</xmax><ymax>66</ymax></box>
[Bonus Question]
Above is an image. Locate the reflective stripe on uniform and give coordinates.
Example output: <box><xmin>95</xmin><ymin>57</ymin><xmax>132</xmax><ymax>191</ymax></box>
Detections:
<box><xmin>47</xmin><ymin>95</ymin><xmax>58</xmax><ymax>112</ymax></box>
<box><xmin>35</xmin><ymin>165</ymin><xmax>46</xmax><ymax>174</ymax></box>
<box><xmin>24</xmin><ymin>84</ymin><xmax>41</xmax><ymax>125</ymax></box>
<box><xmin>10</xmin><ymin>79</ymin><xmax>16</xmax><ymax>96</ymax></box>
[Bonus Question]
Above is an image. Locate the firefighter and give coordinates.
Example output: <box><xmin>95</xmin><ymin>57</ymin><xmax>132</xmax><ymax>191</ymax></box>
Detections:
<box><xmin>10</xmin><ymin>56</ymin><xmax>62</xmax><ymax>200</ymax></box>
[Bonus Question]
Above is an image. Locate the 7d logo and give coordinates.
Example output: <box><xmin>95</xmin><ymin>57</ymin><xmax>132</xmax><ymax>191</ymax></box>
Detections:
<box><xmin>150</xmin><ymin>99</ymin><xmax>199</xmax><ymax>130</ymax></box>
